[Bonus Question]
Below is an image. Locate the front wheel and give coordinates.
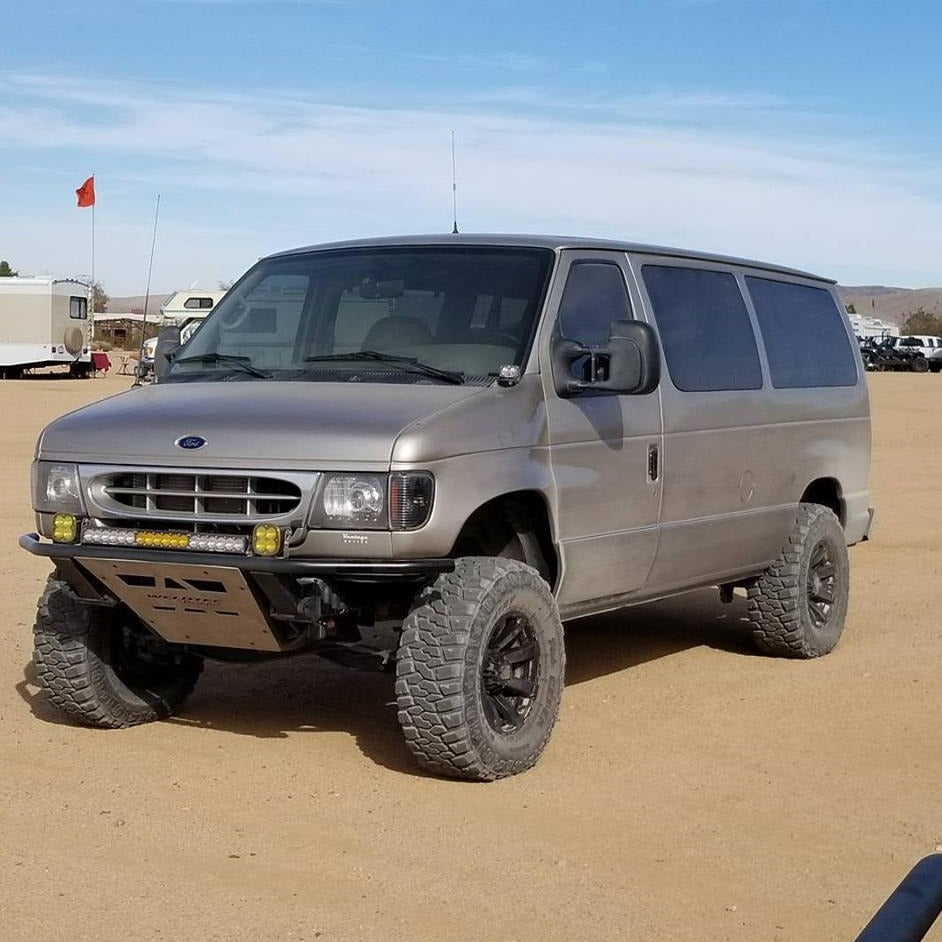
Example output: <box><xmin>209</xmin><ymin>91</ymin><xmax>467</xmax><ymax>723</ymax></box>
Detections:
<box><xmin>747</xmin><ymin>504</ymin><xmax>849</xmax><ymax>658</ymax></box>
<box><xmin>912</xmin><ymin>356</ymin><xmax>929</xmax><ymax>373</ymax></box>
<box><xmin>395</xmin><ymin>558</ymin><xmax>565</xmax><ymax>781</ymax></box>
<box><xmin>33</xmin><ymin>578</ymin><xmax>203</xmax><ymax>727</ymax></box>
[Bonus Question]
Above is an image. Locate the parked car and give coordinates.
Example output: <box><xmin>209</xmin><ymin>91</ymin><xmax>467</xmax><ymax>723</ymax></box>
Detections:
<box><xmin>892</xmin><ymin>334</ymin><xmax>942</xmax><ymax>358</ymax></box>
<box><xmin>21</xmin><ymin>233</ymin><xmax>873</xmax><ymax>780</ymax></box>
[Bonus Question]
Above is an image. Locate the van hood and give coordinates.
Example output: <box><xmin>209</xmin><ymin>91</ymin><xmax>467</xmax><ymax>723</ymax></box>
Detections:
<box><xmin>37</xmin><ymin>381</ymin><xmax>482</xmax><ymax>469</ymax></box>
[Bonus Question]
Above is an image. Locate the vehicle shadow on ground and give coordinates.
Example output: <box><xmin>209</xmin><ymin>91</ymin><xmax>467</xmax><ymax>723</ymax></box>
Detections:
<box><xmin>564</xmin><ymin>587</ymin><xmax>756</xmax><ymax>685</ymax></box>
<box><xmin>15</xmin><ymin>660</ymin><xmax>79</xmax><ymax>727</ymax></box>
<box><xmin>15</xmin><ymin>588</ymin><xmax>756</xmax><ymax>776</ymax></box>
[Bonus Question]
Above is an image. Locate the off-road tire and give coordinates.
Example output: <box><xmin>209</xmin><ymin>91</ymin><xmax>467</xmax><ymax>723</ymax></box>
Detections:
<box><xmin>912</xmin><ymin>356</ymin><xmax>929</xmax><ymax>373</ymax></box>
<box><xmin>929</xmin><ymin>362</ymin><xmax>942</xmax><ymax>374</ymax></box>
<box><xmin>395</xmin><ymin>557</ymin><xmax>565</xmax><ymax>781</ymax></box>
<box><xmin>747</xmin><ymin>503</ymin><xmax>849</xmax><ymax>658</ymax></box>
<box><xmin>33</xmin><ymin>578</ymin><xmax>203</xmax><ymax>727</ymax></box>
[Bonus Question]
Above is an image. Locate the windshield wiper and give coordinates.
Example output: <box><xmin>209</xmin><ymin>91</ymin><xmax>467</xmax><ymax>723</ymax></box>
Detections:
<box><xmin>172</xmin><ymin>353</ymin><xmax>271</xmax><ymax>379</ymax></box>
<box><xmin>304</xmin><ymin>350</ymin><xmax>464</xmax><ymax>385</ymax></box>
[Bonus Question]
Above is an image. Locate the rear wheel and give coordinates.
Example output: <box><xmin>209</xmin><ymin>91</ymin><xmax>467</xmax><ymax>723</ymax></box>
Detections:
<box><xmin>33</xmin><ymin>578</ymin><xmax>203</xmax><ymax>727</ymax></box>
<box><xmin>912</xmin><ymin>356</ymin><xmax>929</xmax><ymax>373</ymax></box>
<box><xmin>395</xmin><ymin>557</ymin><xmax>565</xmax><ymax>780</ymax></box>
<box><xmin>747</xmin><ymin>504</ymin><xmax>849</xmax><ymax>658</ymax></box>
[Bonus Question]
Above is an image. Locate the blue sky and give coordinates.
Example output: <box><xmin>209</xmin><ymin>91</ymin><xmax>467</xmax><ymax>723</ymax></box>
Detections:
<box><xmin>2</xmin><ymin>0</ymin><xmax>941</xmax><ymax>295</ymax></box>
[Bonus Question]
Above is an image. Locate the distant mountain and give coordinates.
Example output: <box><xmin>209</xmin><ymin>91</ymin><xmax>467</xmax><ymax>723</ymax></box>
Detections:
<box><xmin>837</xmin><ymin>286</ymin><xmax>942</xmax><ymax>325</ymax></box>
<box><xmin>104</xmin><ymin>293</ymin><xmax>175</xmax><ymax>314</ymax></box>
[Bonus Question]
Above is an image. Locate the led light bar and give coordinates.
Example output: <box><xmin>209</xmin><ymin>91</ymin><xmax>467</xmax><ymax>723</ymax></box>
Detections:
<box><xmin>81</xmin><ymin>523</ymin><xmax>248</xmax><ymax>555</ymax></box>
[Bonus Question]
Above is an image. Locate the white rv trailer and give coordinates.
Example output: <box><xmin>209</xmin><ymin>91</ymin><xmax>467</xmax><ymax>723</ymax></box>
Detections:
<box><xmin>159</xmin><ymin>289</ymin><xmax>226</xmax><ymax>343</ymax></box>
<box><xmin>0</xmin><ymin>277</ymin><xmax>92</xmax><ymax>378</ymax></box>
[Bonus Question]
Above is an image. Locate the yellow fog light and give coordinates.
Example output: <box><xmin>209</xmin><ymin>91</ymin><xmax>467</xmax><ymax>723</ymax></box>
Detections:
<box><xmin>52</xmin><ymin>513</ymin><xmax>77</xmax><ymax>543</ymax></box>
<box><xmin>252</xmin><ymin>524</ymin><xmax>281</xmax><ymax>557</ymax></box>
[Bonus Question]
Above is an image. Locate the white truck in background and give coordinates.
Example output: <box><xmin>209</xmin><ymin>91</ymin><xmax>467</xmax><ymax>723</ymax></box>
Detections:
<box><xmin>0</xmin><ymin>277</ymin><xmax>92</xmax><ymax>378</ymax></box>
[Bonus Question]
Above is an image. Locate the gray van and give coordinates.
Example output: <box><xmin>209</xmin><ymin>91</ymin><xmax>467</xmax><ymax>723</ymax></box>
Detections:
<box><xmin>21</xmin><ymin>234</ymin><xmax>872</xmax><ymax>780</ymax></box>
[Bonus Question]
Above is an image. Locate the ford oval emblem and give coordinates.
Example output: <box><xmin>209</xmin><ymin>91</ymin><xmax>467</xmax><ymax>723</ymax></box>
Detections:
<box><xmin>176</xmin><ymin>435</ymin><xmax>207</xmax><ymax>450</ymax></box>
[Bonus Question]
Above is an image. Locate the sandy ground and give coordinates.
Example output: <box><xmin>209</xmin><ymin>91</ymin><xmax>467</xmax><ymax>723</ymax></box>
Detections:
<box><xmin>1</xmin><ymin>369</ymin><xmax>940</xmax><ymax>942</ymax></box>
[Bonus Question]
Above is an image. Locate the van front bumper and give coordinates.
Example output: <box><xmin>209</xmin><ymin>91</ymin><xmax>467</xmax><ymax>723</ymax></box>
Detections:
<box><xmin>20</xmin><ymin>532</ymin><xmax>455</xmax><ymax>654</ymax></box>
<box><xmin>19</xmin><ymin>532</ymin><xmax>454</xmax><ymax>579</ymax></box>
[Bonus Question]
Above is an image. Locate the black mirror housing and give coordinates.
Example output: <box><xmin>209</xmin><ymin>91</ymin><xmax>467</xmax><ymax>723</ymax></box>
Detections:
<box><xmin>552</xmin><ymin>319</ymin><xmax>660</xmax><ymax>397</ymax></box>
<box><xmin>154</xmin><ymin>326</ymin><xmax>181</xmax><ymax>380</ymax></box>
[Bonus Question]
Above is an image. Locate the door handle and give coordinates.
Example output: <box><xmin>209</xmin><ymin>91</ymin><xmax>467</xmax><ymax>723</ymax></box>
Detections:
<box><xmin>647</xmin><ymin>443</ymin><xmax>659</xmax><ymax>482</ymax></box>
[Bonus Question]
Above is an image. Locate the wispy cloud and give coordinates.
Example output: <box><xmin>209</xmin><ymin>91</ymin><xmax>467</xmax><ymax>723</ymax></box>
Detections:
<box><xmin>3</xmin><ymin>72</ymin><xmax>941</xmax><ymax>291</ymax></box>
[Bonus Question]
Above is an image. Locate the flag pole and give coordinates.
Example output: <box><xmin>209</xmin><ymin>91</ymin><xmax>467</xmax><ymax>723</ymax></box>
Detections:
<box><xmin>90</xmin><ymin>184</ymin><xmax>95</xmax><ymax>321</ymax></box>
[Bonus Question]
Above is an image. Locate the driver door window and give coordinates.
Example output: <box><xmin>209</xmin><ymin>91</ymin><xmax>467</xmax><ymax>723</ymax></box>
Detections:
<box><xmin>557</xmin><ymin>262</ymin><xmax>633</xmax><ymax>346</ymax></box>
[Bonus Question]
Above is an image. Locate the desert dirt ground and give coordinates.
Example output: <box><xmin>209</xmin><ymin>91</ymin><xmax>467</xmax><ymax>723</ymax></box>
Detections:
<box><xmin>1</xmin><ymin>369</ymin><xmax>940</xmax><ymax>942</ymax></box>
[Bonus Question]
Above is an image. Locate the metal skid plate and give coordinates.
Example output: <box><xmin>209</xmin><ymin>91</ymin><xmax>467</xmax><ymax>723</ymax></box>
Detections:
<box><xmin>79</xmin><ymin>557</ymin><xmax>282</xmax><ymax>652</ymax></box>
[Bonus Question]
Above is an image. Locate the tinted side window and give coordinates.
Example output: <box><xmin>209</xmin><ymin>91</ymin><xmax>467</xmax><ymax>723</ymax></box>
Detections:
<box><xmin>746</xmin><ymin>277</ymin><xmax>857</xmax><ymax>388</ymax></box>
<box><xmin>558</xmin><ymin>262</ymin><xmax>632</xmax><ymax>346</ymax></box>
<box><xmin>641</xmin><ymin>265</ymin><xmax>761</xmax><ymax>391</ymax></box>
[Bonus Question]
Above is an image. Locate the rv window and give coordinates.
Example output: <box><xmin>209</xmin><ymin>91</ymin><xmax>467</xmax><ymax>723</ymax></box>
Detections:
<box><xmin>69</xmin><ymin>297</ymin><xmax>88</xmax><ymax>320</ymax></box>
<box><xmin>184</xmin><ymin>297</ymin><xmax>215</xmax><ymax>309</ymax></box>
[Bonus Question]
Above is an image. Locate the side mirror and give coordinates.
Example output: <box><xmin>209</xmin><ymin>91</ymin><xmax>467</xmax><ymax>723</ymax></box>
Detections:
<box><xmin>552</xmin><ymin>320</ymin><xmax>660</xmax><ymax>398</ymax></box>
<box><xmin>154</xmin><ymin>326</ymin><xmax>181</xmax><ymax>380</ymax></box>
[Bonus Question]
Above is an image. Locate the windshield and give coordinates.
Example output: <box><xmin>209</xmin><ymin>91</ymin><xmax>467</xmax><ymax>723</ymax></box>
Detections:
<box><xmin>166</xmin><ymin>245</ymin><xmax>554</xmax><ymax>384</ymax></box>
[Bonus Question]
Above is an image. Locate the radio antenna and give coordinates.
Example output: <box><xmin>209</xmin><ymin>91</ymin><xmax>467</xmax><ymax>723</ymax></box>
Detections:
<box><xmin>132</xmin><ymin>193</ymin><xmax>161</xmax><ymax>387</ymax></box>
<box><xmin>451</xmin><ymin>130</ymin><xmax>459</xmax><ymax>234</ymax></box>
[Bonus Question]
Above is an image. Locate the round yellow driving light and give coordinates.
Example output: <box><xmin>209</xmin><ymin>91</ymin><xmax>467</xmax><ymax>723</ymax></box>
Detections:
<box><xmin>52</xmin><ymin>513</ymin><xmax>77</xmax><ymax>543</ymax></box>
<box><xmin>252</xmin><ymin>524</ymin><xmax>281</xmax><ymax>557</ymax></box>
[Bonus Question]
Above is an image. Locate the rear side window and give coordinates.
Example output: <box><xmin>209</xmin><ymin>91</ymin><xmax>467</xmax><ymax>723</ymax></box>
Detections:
<box><xmin>746</xmin><ymin>277</ymin><xmax>858</xmax><ymax>388</ymax></box>
<box><xmin>641</xmin><ymin>265</ymin><xmax>761</xmax><ymax>391</ymax></box>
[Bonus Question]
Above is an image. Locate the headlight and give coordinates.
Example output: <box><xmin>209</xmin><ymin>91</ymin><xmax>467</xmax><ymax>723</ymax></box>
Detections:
<box><xmin>313</xmin><ymin>474</ymin><xmax>387</xmax><ymax>529</ymax></box>
<box><xmin>309</xmin><ymin>472</ymin><xmax>434</xmax><ymax>530</ymax></box>
<box><xmin>32</xmin><ymin>461</ymin><xmax>85</xmax><ymax>514</ymax></box>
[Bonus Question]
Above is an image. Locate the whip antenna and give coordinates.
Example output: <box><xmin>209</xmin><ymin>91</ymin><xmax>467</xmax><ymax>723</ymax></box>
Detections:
<box><xmin>133</xmin><ymin>193</ymin><xmax>161</xmax><ymax>387</ymax></box>
<box><xmin>451</xmin><ymin>130</ymin><xmax>459</xmax><ymax>234</ymax></box>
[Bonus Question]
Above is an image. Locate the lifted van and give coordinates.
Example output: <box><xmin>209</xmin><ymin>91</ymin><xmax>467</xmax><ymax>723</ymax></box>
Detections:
<box><xmin>21</xmin><ymin>235</ymin><xmax>872</xmax><ymax>780</ymax></box>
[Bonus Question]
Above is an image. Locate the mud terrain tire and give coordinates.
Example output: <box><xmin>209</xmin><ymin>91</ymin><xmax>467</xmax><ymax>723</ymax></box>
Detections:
<box><xmin>747</xmin><ymin>504</ymin><xmax>849</xmax><ymax>658</ymax></box>
<box><xmin>395</xmin><ymin>557</ymin><xmax>565</xmax><ymax>781</ymax></box>
<box><xmin>33</xmin><ymin>578</ymin><xmax>203</xmax><ymax>727</ymax></box>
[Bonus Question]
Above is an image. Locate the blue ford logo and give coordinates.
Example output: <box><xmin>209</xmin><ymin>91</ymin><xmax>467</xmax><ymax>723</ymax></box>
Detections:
<box><xmin>176</xmin><ymin>435</ymin><xmax>207</xmax><ymax>450</ymax></box>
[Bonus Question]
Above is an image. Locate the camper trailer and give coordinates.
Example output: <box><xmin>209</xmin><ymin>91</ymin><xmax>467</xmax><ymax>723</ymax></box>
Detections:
<box><xmin>160</xmin><ymin>289</ymin><xmax>226</xmax><ymax>344</ymax></box>
<box><xmin>0</xmin><ymin>277</ymin><xmax>92</xmax><ymax>378</ymax></box>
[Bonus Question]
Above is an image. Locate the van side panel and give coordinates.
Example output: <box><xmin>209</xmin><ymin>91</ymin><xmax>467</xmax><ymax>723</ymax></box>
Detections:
<box><xmin>631</xmin><ymin>254</ymin><xmax>870</xmax><ymax>592</ymax></box>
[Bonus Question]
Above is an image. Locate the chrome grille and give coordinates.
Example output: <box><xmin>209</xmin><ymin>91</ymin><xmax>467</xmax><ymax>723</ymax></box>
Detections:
<box><xmin>102</xmin><ymin>471</ymin><xmax>302</xmax><ymax>518</ymax></box>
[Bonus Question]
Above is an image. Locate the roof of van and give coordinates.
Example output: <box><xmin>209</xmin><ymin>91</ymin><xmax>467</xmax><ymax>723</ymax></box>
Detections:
<box><xmin>268</xmin><ymin>234</ymin><xmax>835</xmax><ymax>285</ymax></box>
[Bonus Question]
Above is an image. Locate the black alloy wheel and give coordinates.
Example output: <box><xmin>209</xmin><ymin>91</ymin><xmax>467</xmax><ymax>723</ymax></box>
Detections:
<box><xmin>481</xmin><ymin>612</ymin><xmax>540</xmax><ymax>734</ymax></box>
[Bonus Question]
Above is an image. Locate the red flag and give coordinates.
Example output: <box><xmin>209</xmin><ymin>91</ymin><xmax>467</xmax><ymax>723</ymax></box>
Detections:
<box><xmin>75</xmin><ymin>176</ymin><xmax>95</xmax><ymax>208</ymax></box>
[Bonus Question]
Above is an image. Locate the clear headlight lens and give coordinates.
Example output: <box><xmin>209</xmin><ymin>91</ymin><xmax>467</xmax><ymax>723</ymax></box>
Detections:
<box><xmin>309</xmin><ymin>472</ymin><xmax>434</xmax><ymax>531</ymax></box>
<box><xmin>32</xmin><ymin>461</ymin><xmax>85</xmax><ymax>514</ymax></box>
<box><xmin>315</xmin><ymin>474</ymin><xmax>387</xmax><ymax>529</ymax></box>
